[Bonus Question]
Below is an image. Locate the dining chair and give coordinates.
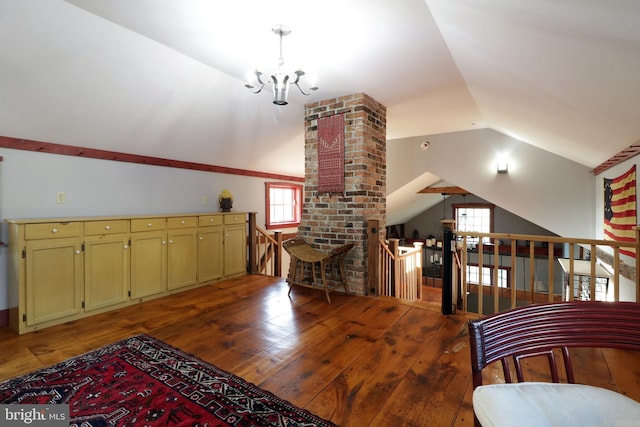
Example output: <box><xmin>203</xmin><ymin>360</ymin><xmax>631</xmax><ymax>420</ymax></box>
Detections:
<box><xmin>468</xmin><ymin>301</ymin><xmax>640</xmax><ymax>427</ymax></box>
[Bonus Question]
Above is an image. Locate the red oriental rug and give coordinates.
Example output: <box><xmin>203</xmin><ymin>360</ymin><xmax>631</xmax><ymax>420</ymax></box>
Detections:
<box><xmin>0</xmin><ymin>334</ymin><xmax>336</xmax><ymax>427</ymax></box>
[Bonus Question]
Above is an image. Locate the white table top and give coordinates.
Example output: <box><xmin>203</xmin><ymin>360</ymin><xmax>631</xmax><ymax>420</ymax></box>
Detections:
<box><xmin>557</xmin><ymin>258</ymin><xmax>612</xmax><ymax>278</ymax></box>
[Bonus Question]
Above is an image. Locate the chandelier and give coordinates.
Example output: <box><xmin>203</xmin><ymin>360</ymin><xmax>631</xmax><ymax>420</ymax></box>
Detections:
<box><xmin>245</xmin><ymin>25</ymin><xmax>318</xmax><ymax>105</ymax></box>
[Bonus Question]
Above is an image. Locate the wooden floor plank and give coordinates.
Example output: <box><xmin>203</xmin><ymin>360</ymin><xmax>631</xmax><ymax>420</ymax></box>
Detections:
<box><xmin>368</xmin><ymin>315</ymin><xmax>471</xmax><ymax>427</ymax></box>
<box><xmin>0</xmin><ymin>275</ymin><xmax>639</xmax><ymax>427</ymax></box>
<box><xmin>305</xmin><ymin>307</ymin><xmax>455</xmax><ymax>426</ymax></box>
<box><xmin>602</xmin><ymin>348</ymin><xmax>640</xmax><ymax>401</ymax></box>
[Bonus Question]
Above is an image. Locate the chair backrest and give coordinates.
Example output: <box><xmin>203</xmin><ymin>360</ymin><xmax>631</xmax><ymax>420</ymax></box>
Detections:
<box><xmin>468</xmin><ymin>301</ymin><xmax>640</xmax><ymax>388</ymax></box>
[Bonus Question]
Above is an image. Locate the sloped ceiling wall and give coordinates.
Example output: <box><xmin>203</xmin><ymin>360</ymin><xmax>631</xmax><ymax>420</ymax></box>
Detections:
<box><xmin>1</xmin><ymin>0</ymin><xmax>638</xmax><ymax>235</ymax></box>
<box><xmin>388</xmin><ymin>129</ymin><xmax>595</xmax><ymax>238</ymax></box>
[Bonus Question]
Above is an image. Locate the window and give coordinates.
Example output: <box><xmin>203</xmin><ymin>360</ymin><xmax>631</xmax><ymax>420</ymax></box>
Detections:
<box><xmin>265</xmin><ymin>182</ymin><xmax>303</xmax><ymax>230</ymax></box>
<box><xmin>466</xmin><ymin>264</ymin><xmax>510</xmax><ymax>288</ymax></box>
<box><xmin>453</xmin><ymin>203</ymin><xmax>494</xmax><ymax>245</ymax></box>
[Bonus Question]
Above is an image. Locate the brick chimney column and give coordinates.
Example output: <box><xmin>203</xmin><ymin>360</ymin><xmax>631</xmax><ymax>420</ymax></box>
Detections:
<box><xmin>301</xmin><ymin>93</ymin><xmax>386</xmax><ymax>295</ymax></box>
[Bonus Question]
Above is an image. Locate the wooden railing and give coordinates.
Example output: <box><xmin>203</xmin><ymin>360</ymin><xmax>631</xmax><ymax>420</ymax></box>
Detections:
<box><xmin>378</xmin><ymin>238</ymin><xmax>423</xmax><ymax>302</ymax></box>
<box><xmin>247</xmin><ymin>216</ymin><xmax>419</xmax><ymax>302</ymax></box>
<box><xmin>255</xmin><ymin>227</ymin><xmax>283</xmax><ymax>277</ymax></box>
<box><xmin>247</xmin><ymin>214</ymin><xmax>639</xmax><ymax>318</ymax></box>
<box><xmin>247</xmin><ymin>213</ymin><xmax>284</xmax><ymax>277</ymax></box>
<box><xmin>451</xmin><ymin>228</ymin><xmax>640</xmax><ymax>316</ymax></box>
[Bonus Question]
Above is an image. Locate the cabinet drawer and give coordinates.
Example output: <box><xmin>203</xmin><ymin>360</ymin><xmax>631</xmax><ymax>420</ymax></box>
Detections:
<box><xmin>199</xmin><ymin>215</ymin><xmax>223</xmax><ymax>227</ymax></box>
<box><xmin>224</xmin><ymin>214</ymin><xmax>245</xmax><ymax>225</ymax></box>
<box><xmin>84</xmin><ymin>220</ymin><xmax>129</xmax><ymax>235</ymax></box>
<box><xmin>167</xmin><ymin>216</ymin><xmax>197</xmax><ymax>229</ymax></box>
<box><xmin>25</xmin><ymin>222</ymin><xmax>81</xmax><ymax>240</ymax></box>
<box><xmin>131</xmin><ymin>218</ymin><xmax>166</xmax><ymax>232</ymax></box>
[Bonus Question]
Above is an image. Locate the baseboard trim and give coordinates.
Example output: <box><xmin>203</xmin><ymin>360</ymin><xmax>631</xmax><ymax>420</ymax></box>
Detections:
<box><xmin>0</xmin><ymin>309</ymin><xmax>8</xmax><ymax>327</ymax></box>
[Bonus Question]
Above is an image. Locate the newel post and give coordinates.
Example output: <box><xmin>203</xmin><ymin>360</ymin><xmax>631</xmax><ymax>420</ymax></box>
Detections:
<box><xmin>441</xmin><ymin>219</ymin><xmax>456</xmax><ymax>314</ymax></box>
<box><xmin>414</xmin><ymin>241</ymin><xmax>424</xmax><ymax>300</ymax></box>
<box><xmin>367</xmin><ymin>219</ymin><xmax>380</xmax><ymax>296</ymax></box>
<box><xmin>248</xmin><ymin>213</ymin><xmax>257</xmax><ymax>274</ymax></box>
<box><xmin>389</xmin><ymin>238</ymin><xmax>400</xmax><ymax>298</ymax></box>
<box><xmin>274</xmin><ymin>231</ymin><xmax>283</xmax><ymax>277</ymax></box>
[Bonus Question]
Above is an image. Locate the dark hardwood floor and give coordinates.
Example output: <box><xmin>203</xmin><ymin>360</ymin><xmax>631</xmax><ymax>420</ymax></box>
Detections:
<box><xmin>1</xmin><ymin>275</ymin><xmax>638</xmax><ymax>426</ymax></box>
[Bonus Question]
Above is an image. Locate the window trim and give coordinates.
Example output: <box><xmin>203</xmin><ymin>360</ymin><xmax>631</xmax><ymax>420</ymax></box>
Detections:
<box><xmin>265</xmin><ymin>182</ymin><xmax>303</xmax><ymax>230</ymax></box>
<box><xmin>466</xmin><ymin>263</ymin><xmax>511</xmax><ymax>288</ymax></box>
<box><xmin>452</xmin><ymin>202</ymin><xmax>495</xmax><ymax>243</ymax></box>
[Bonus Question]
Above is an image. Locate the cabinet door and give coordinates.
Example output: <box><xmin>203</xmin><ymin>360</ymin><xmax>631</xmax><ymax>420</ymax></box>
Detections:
<box><xmin>198</xmin><ymin>226</ymin><xmax>223</xmax><ymax>283</ymax></box>
<box><xmin>84</xmin><ymin>235</ymin><xmax>130</xmax><ymax>311</ymax></box>
<box><xmin>131</xmin><ymin>231</ymin><xmax>167</xmax><ymax>299</ymax></box>
<box><xmin>168</xmin><ymin>228</ymin><xmax>198</xmax><ymax>290</ymax></box>
<box><xmin>224</xmin><ymin>224</ymin><xmax>246</xmax><ymax>276</ymax></box>
<box><xmin>25</xmin><ymin>238</ymin><xmax>83</xmax><ymax>326</ymax></box>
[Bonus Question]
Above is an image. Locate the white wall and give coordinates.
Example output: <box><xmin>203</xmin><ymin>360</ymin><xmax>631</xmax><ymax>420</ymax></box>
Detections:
<box><xmin>389</xmin><ymin>128</ymin><xmax>596</xmax><ymax>239</ymax></box>
<box><xmin>0</xmin><ymin>147</ymin><xmax>298</xmax><ymax>311</ymax></box>
<box><xmin>404</xmin><ymin>194</ymin><xmax>557</xmax><ymax>240</ymax></box>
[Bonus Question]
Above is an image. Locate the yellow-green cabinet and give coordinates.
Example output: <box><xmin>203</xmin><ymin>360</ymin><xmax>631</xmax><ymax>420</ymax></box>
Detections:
<box><xmin>223</xmin><ymin>214</ymin><xmax>247</xmax><ymax>277</ymax></box>
<box><xmin>130</xmin><ymin>218</ymin><xmax>167</xmax><ymax>299</ymax></box>
<box><xmin>198</xmin><ymin>215</ymin><xmax>224</xmax><ymax>283</ymax></box>
<box><xmin>22</xmin><ymin>222</ymin><xmax>84</xmax><ymax>327</ymax></box>
<box><xmin>167</xmin><ymin>217</ymin><xmax>198</xmax><ymax>290</ymax></box>
<box><xmin>83</xmin><ymin>220</ymin><xmax>130</xmax><ymax>312</ymax></box>
<box><xmin>6</xmin><ymin>212</ymin><xmax>248</xmax><ymax>334</ymax></box>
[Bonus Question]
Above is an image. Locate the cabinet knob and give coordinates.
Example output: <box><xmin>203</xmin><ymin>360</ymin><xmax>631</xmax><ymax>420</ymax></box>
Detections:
<box><xmin>181</xmin><ymin>220</ymin><xmax>185</xmax><ymax>224</ymax></box>
<box><xmin>199</xmin><ymin>236</ymin><xmax>204</xmax><ymax>240</ymax></box>
<box><xmin>210</xmin><ymin>219</ymin><xmax>214</xmax><ymax>222</ymax></box>
<box><xmin>52</xmin><ymin>228</ymin><xmax>58</xmax><ymax>233</ymax></box>
<box><xmin>124</xmin><ymin>245</ymin><xmax>129</xmax><ymax>249</ymax></box>
<box><xmin>169</xmin><ymin>240</ymin><xmax>173</xmax><ymax>244</ymax></box>
<box><xmin>75</xmin><ymin>250</ymin><xmax>81</xmax><ymax>254</ymax></box>
<box><xmin>105</xmin><ymin>225</ymin><xmax>111</xmax><ymax>230</ymax></box>
<box><xmin>162</xmin><ymin>241</ymin><xmax>166</xmax><ymax>245</ymax></box>
<box><xmin>148</xmin><ymin>223</ymin><xmax>153</xmax><ymax>227</ymax></box>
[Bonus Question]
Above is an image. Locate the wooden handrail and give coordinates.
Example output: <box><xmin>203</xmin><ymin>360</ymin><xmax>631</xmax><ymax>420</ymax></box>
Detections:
<box><xmin>248</xmin><ymin>215</ymin><xmax>639</xmax><ymax>313</ymax></box>
<box><xmin>377</xmin><ymin>238</ymin><xmax>423</xmax><ymax>302</ymax></box>
<box><xmin>253</xmin><ymin>226</ymin><xmax>282</xmax><ymax>277</ymax></box>
<box><xmin>452</xmin><ymin>229</ymin><xmax>640</xmax><ymax>316</ymax></box>
<box><xmin>248</xmin><ymin>212</ymin><xmax>284</xmax><ymax>277</ymax></box>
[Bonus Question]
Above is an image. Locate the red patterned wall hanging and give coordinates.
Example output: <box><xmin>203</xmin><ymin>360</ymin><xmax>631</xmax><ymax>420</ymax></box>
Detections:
<box><xmin>318</xmin><ymin>113</ymin><xmax>345</xmax><ymax>193</ymax></box>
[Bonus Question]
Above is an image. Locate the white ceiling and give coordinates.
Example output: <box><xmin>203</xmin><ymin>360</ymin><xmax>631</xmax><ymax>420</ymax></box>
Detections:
<box><xmin>1</xmin><ymin>0</ymin><xmax>640</xmax><ymax>216</ymax></box>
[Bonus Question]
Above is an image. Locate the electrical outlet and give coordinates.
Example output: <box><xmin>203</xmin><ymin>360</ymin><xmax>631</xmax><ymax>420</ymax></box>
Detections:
<box><xmin>56</xmin><ymin>192</ymin><xmax>66</xmax><ymax>204</ymax></box>
<box><xmin>202</xmin><ymin>196</ymin><xmax>208</xmax><ymax>205</ymax></box>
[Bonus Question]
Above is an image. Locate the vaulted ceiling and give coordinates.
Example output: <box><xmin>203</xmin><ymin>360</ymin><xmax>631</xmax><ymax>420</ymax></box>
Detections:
<box><xmin>1</xmin><ymin>1</ymin><xmax>639</xmax><ymax>209</ymax></box>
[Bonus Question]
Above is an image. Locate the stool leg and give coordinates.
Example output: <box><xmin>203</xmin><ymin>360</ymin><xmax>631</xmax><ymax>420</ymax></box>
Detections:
<box><xmin>287</xmin><ymin>257</ymin><xmax>296</xmax><ymax>296</ymax></box>
<box><xmin>339</xmin><ymin>257</ymin><xmax>350</xmax><ymax>295</ymax></box>
<box><xmin>288</xmin><ymin>257</ymin><xmax>301</xmax><ymax>297</ymax></box>
<box><xmin>309</xmin><ymin>261</ymin><xmax>316</xmax><ymax>287</ymax></box>
<box><xmin>320</xmin><ymin>260</ymin><xmax>331</xmax><ymax>303</ymax></box>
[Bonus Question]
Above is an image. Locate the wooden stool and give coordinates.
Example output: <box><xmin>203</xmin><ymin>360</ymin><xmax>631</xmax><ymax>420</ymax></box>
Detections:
<box><xmin>283</xmin><ymin>238</ymin><xmax>353</xmax><ymax>303</ymax></box>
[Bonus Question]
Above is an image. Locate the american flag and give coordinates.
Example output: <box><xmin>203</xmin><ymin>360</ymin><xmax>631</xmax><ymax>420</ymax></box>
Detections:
<box><xmin>604</xmin><ymin>165</ymin><xmax>637</xmax><ymax>257</ymax></box>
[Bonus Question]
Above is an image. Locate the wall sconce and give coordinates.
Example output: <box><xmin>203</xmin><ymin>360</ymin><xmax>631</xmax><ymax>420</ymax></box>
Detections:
<box><xmin>497</xmin><ymin>162</ymin><xmax>508</xmax><ymax>174</ymax></box>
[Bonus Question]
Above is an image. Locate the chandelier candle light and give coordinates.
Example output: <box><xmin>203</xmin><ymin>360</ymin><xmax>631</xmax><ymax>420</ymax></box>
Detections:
<box><xmin>245</xmin><ymin>25</ymin><xmax>318</xmax><ymax>105</ymax></box>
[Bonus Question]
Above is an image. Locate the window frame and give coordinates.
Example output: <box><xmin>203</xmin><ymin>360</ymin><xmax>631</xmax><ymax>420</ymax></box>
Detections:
<box><xmin>265</xmin><ymin>182</ymin><xmax>303</xmax><ymax>230</ymax></box>
<box><xmin>466</xmin><ymin>263</ymin><xmax>511</xmax><ymax>288</ymax></box>
<box><xmin>452</xmin><ymin>203</ymin><xmax>495</xmax><ymax>244</ymax></box>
